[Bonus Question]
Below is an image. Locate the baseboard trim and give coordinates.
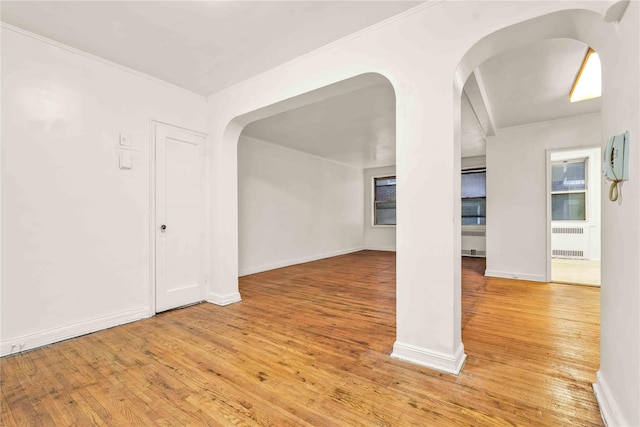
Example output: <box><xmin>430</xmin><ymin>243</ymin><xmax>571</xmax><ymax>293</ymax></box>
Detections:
<box><xmin>391</xmin><ymin>341</ymin><xmax>467</xmax><ymax>375</ymax></box>
<box><xmin>1</xmin><ymin>307</ymin><xmax>150</xmax><ymax>357</ymax></box>
<box><xmin>485</xmin><ymin>269</ymin><xmax>547</xmax><ymax>282</ymax></box>
<box><xmin>364</xmin><ymin>246</ymin><xmax>396</xmax><ymax>252</ymax></box>
<box><xmin>207</xmin><ymin>292</ymin><xmax>242</xmax><ymax>306</ymax></box>
<box><xmin>593</xmin><ymin>371</ymin><xmax>630</xmax><ymax>427</ymax></box>
<box><xmin>238</xmin><ymin>247</ymin><xmax>365</xmax><ymax>277</ymax></box>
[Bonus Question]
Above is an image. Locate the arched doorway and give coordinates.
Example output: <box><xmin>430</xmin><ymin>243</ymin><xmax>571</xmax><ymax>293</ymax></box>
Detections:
<box><xmin>454</xmin><ymin>5</ymin><xmax>637</xmax><ymax>426</ymax></box>
<box><xmin>235</xmin><ymin>73</ymin><xmax>396</xmax><ymax>276</ymax></box>
<box><xmin>203</xmin><ymin>4</ymin><xmax>637</xmax><ymax>423</ymax></box>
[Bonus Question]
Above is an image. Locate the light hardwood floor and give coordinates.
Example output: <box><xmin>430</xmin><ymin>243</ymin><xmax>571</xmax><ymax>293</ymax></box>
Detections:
<box><xmin>552</xmin><ymin>258</ymin><xmax>601</xmax><ymax>286</ymax></box>
<box><xmin>1</xmin><ymin>251</ymin><xmax>602</xmax><ymax>426</ymax></box>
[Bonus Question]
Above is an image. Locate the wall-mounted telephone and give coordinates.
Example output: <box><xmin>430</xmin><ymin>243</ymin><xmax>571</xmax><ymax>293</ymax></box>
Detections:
<box><xmin>603</xmin><ymin>130</ymin><xmax>630</xmax><ymax>201</ymax></box>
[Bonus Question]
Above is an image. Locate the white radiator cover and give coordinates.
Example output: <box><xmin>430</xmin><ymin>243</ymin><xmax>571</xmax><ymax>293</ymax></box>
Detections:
<box><xmin>462</xmin><ymin>225</ymin><xmax>594</xmax><ymax>259</ymax></box>
<box><xmin>551</xmin><ymin>224</ymin><xmax>592</xmax><ymax>259</ymax></box>
<box><xmin>462</xmin><ymin>226</ymin><xmax>486</xmax><ymax>257</ymax></box>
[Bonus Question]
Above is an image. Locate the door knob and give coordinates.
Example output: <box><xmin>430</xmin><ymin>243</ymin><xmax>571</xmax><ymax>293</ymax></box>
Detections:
<box><xmin>160</xmin><ymin>224</ymin><xmax>167</xmax><ymax>232</ymax></box>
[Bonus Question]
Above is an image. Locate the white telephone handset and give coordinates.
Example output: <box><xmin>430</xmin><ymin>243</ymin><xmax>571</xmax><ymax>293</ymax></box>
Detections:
<box><xmin>603</xmin><ymin>130</ymin><xmax>630</xmax><ymax>201</ymax></box>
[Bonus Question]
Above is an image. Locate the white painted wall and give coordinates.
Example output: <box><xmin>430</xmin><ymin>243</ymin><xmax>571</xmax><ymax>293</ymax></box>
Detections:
<box><xmin>595</xmin><ymin>1</ymin><xmax>640</xmax><ymax>425</ymax></box>
<box><xmin>237</xmin><ymin>135</ymin><xmax>364</xmax><ymax>276</ymax></box>
<box><xmin>462</xmin><ymin>155</ymin><xmax>486</xmax><ymax>170</ymax></box>
<box><xmin>1</xmin><ymin>26</ymin><xmax>206</xmax><ymax>355</ymax></box>
<box><xmin>364</xmin><ymin>166</ymin><xmax>396</xmax><ymax>251</ymax></box>
<box><xmin>485</xmin><ymin>114</ymin><xmax>602</xmax><ymax>282</ymax></box>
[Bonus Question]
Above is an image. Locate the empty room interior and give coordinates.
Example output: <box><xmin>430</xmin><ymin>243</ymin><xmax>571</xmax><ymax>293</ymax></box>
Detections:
<box><xmin>1</xmin><ymin>1</ymin><xmax>638</xmax><ymax>426</ymax></box>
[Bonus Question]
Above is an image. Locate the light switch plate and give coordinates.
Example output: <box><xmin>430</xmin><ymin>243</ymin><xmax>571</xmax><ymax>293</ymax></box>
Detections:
<box><xmin>119</xmin><ymin>132</ymin><xmax>131</xmax><ymax>147</ymax></box>
<box><xmin>119</xmin><ymin>153</ymin><xmax>133</xmax><ymax>169</ymax></box>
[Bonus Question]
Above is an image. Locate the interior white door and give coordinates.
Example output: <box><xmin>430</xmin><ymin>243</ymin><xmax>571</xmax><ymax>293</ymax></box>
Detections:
<box><xmin>155</xmin><ymin>124</ymin><xmax>207</xmax><ymax>312</ymax></box>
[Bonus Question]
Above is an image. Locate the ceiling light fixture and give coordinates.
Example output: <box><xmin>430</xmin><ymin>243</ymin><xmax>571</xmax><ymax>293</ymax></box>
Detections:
<box><xmin>569</xmin><ymin>48</ymin><xmax>602</xmax><ymax>103</ymax></box>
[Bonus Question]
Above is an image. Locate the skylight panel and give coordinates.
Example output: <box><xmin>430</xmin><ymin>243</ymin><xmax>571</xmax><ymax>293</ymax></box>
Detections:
<box><xmin>569</xmin><ymin>48</ymin><xmax>602</xmax><ymax>103</ymax></box>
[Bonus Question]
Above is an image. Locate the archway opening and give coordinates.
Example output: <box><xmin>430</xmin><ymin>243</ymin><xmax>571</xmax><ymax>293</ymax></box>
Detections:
<box><xmin>454</xmin><ymin>7</ymin><xmax>613</xmax><ymax>424</ymax></box>
<box><xmin>230</xmin><ymin>72</ymin><xmax>399</xmax><ymax>360</ymax></box>
<box><xmin>236</xmin><ymin>74</ymin><xmax>397</xmax><ymax>277</ymax></box>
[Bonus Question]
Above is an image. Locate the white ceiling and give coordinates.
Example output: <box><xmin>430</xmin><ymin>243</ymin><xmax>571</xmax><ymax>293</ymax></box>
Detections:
<box><xmin>477</xmin><ymin>38</ymin><xmax>601</xmax><ymax>129</ymax></box>
<box><xmin>461</xmin><ymin>72</ymin><xmax>494</xmax><ymax>158</ymax></box>
<box><xmin>1</xmin><ymin>1</ymin><xmax>422</xmax><ymax>96</ymax></box>
<box><xmin>242</xmin><ymin>82</ymin><xmax>396</xmax><ymax>169</ymax></box>
<box><xmin>1</xmin><ymin>2</ymin><xmax>602</xmax><ymax>167</ymax></box>
<box><xmin>242</xmin><ymin>37</ymin><xmax>602</xmax><ymax>166</ymax></box>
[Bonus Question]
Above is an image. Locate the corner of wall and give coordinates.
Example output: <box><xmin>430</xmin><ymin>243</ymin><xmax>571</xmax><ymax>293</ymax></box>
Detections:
<box><xmin>207</xmin><ymin>292</ymin><xmax>242</xmax><ymax>306</ymax></box>
<box><xmin>593</xmin><ymin>371</ymin><xmax>630</xmax><ymax>427</ymax></box>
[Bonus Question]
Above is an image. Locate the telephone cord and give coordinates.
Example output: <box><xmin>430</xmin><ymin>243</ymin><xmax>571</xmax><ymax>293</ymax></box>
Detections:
<box><xmin>609</xmin><ymin>180</ymin><xmax>620</xmax><ymax>202</ymax></box>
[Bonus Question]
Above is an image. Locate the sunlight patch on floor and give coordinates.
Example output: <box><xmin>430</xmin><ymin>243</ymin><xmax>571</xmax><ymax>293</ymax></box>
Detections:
<box><xmin>552</xmin><ymin>258</ymin><xmax>600</xmax><ymax>286</ymax></box>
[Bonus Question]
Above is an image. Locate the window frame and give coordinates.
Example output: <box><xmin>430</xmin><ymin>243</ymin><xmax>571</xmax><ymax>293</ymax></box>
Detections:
<box><xmin>550</xmin><ymin>158</ymin><xmax>588</xmax><ymax>222</ymax></box>
<box><xmin>372</xmin><ymin>175</ymin><xmax>396</xmax><ymax>227</ymax></box>
<box><xmin>461</xmin><ymin>168</ymin><xmax>486</xmax><ymax>226</ymax></box>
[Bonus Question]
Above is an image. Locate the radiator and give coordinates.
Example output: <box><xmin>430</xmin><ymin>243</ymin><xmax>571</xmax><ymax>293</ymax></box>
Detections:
<box><xmin>462</xmin><ymin>249</ymin><xmax>486</xmax><ymax>256</ymax></box>
<box><xmin>552</xmin><ymin>249</ymin><xmax>584</xmax><ymax>258</ymax></box>
<box><xmin>552</xmin><ymin>227</ymin><xmax>584</xmax><ymax>234</ymax></box>
<box><xmin>551</xmin><ymin>226</ymin><xmax>589</xmax><ymax>259</ymax></box>
<box><xmin>462</xmin><ymin>228</ymin><xmax>486</xmax><ymax>257</ymax></box>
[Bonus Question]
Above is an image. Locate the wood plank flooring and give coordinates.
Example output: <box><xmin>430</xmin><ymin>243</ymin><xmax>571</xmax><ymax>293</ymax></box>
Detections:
<box><xmin>1</xmin><ymin>251</ymin><xmax>602</xmax><ymax>426</ymax></box>
<box><xmin>551</xmin><ymin>259</ymin><xmax>601</xmax><ymax>286</ymax></box>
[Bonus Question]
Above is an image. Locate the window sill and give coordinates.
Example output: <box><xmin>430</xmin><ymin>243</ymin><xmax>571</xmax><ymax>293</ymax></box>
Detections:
<box><xmin>371</xmin><ymin>224</ymin><xmax>396</xmax><ymax>229</ymax></box>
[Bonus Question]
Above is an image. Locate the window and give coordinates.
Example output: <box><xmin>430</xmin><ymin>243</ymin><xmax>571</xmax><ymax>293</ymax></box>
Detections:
<box><xmin>373</xmin><ymin>176</ymin><xmax>396</xmax><ymax>225</ymax></box>
<box><xmin>462</xmin><ymin>169</ymin><xmax>486</xmax><ymax>225</ymax></box>
<box><xmin>551</xmin><ymin>159</ymin><xmax>587</xmax><ymax>221</ymax></box>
